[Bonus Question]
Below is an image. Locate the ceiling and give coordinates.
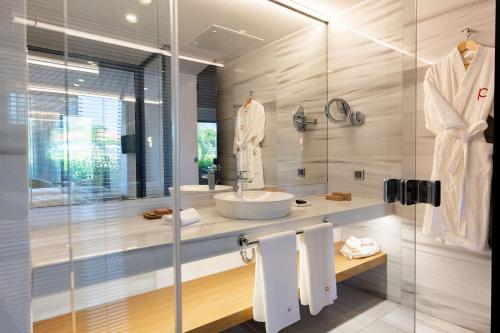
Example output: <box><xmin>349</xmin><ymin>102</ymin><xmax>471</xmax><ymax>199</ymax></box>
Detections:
<box><xmin>26</xmin><ymin>0</ymin><xmax>322</xmax><ymax>66</ymax></box>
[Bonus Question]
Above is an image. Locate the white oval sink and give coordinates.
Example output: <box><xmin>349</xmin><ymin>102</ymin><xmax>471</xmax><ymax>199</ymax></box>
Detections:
<box><xmin>168</xmin><ymin>185</ymin><xmax>232</xmax><ymax>195</ymax></box>
<box><xmin>214</xmin><ymin>191</ymin><xmax>295</xmax><ymax>220</ymax></box>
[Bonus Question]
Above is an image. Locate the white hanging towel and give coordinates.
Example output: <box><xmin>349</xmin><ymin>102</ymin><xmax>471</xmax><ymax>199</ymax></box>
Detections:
<box><xmin>233</xmin><ymin>99</ymin><xmax>266</xmax><ymax>189</ymax></box>
<box><xmin>253</xmin><ymin>231</ymin><xmax>300</xmax><ymax>333</ymax></box>
<box><xmin>299</xmin><ymin>223</ymin><xmax>337</xmax><ymax>315</ymax></box>
<box><xmin>423</xmin><ymin>45</ymin><xmax>494</xmax><ymax>251</ymax></box>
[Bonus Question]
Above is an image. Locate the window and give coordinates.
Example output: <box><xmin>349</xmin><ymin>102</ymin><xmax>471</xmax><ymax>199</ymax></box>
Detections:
<box><xmin>29</xmin><ymin>93</ymin><xmax>126</xmax><ymax>206</ymax></box>
<box><xmin>27</xmin><ymin>52</ymin><xmax>148</xmax><ymax>208</ymax></box>
<box><xmin>197</xmin><ymin>122</ymin><xmax>217</xmax><ymax>179</ymax></box>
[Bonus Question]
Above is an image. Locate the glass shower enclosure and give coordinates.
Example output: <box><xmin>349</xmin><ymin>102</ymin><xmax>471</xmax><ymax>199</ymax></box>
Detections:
<box><xmin>5</xmin><ymin>0</ymin><xmax>420</xmax><ymax>331</ymax></box>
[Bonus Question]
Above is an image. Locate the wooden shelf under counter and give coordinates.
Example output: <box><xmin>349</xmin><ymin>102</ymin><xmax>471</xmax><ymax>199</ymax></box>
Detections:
<box><xmin>33</xmin><ymin>241</ymin><xmax>387</xmax><ymax>333</ymax></box>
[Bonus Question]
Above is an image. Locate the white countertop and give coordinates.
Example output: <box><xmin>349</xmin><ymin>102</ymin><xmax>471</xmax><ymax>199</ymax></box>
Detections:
<box><xmin>31</xmin><ymin>195</ymin><xmax>392</xmax><ymax>269</ymax></box>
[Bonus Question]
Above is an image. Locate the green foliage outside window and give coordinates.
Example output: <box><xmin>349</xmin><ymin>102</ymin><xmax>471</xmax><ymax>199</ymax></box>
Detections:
<box><xmin>197</xmin><ymin>122</ymin><xmax>217</xmax><ymax>171</ymax></box>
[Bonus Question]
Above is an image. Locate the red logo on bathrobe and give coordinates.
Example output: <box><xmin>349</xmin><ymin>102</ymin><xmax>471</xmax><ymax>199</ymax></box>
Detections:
<box><xmin>477</xmin><ymin>88</ymin><xmax>488</xmax><ymax>100</ymax></box>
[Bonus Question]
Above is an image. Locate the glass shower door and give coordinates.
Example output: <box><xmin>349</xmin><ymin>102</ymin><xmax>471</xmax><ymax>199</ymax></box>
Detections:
<box><xmin>26</xmin><ymin>0</ymin><xmax>419</xmax><ymax>331</ymax></box>
<box><xmin>170</xmin><ymin>0</ymin><xmax>420</xmax><ymax>332</ymax></box>
<box><xmin>174</xmin><ymin>1</ymin><xmax>329</xmax><ymax>332</ymax></box>
<box><xmin>64</xmin><ymin>1</ymin><xmax>176</xmax><ymax>331</ymax></box>
<box><xmin>326</xmin><ymin>0</ymin><xmax>418</xmax><ymax>331</ymax></box>
<box><xmin>28</xmin><ymin>0</ymin><xmax>177</xmax><ymax>332</ymax></box>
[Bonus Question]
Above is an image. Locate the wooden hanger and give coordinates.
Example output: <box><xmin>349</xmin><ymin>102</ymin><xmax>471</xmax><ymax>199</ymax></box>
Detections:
<box><xmin>457</xmin><ymin>28</ymin><xmax>478</xmax><ymax>69</ymax></box>
<box><xmin>243</xmin><ymin>91</ymin><xmax>253</xmax><ymax>109</ymax></box>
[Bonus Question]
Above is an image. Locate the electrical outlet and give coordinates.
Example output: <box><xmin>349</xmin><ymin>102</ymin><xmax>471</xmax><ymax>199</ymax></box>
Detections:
<box><xmin>297</xmin><ymin>168</ymin><xmax>306</xmax><ymax>177</ymax></box>
<box><xmin>353</xmin><ymin>170</ymin><xmax>364</xmax><ymax>180</ymax></box>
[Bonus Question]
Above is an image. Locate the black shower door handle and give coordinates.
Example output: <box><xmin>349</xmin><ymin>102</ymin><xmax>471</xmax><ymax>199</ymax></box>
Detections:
<box><xmin>384</xmin><ymin>179</ymin><xmax>440</xmax><ymax>207</ymax></box>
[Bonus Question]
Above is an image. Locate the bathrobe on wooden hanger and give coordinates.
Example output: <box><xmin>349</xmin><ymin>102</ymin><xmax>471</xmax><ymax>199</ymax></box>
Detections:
<box><xmin>233</xmin><ymin>99</ymin><xmax>265</xmax><ymax>188</ymax></box>
<box><xmin>423</xmin><ymin>44</ymin><xmax>494</xmax><ymax>251</ymax></box>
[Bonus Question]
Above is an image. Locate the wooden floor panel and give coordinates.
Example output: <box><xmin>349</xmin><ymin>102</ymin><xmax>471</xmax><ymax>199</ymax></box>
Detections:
<box><xmin>33</xmin><ymin>242</ymin><xmax>386</xmax><ymax>333</ymax></box>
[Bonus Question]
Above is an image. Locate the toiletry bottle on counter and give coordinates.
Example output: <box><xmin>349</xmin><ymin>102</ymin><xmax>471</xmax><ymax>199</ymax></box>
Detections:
<box><xmin>208</xmin><ymin>166</ymin><xmax>216</xmax><ymax>190</ymax></box>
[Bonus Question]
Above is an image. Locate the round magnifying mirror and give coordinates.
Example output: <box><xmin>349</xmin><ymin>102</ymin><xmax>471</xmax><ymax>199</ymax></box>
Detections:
<box><xmin>325</xmin><ymin>98</ymin><xmax>351</xmax><ymax>124</ymax></box>
<box><xmin>350</xmin><ymin>110</ymin><xmax>365</xmax><ymax>126</ymax></box>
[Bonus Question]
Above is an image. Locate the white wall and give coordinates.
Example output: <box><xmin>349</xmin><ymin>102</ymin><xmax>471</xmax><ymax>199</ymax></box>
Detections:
<box><xmin>179</xmin><ymin>73</ymin><xmax>199</xmax><ymax>186</ymax></box>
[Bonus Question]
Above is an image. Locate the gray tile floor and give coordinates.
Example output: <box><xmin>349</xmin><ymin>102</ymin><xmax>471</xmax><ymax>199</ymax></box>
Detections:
<box><xmin>224</xmin><ymin>284</ymin><xmax>475</xmax><ymax>333</ymax></box>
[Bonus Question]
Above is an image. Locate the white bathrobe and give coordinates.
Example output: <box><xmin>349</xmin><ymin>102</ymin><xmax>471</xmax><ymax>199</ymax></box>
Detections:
<box><xmin>233</xmin><ymin>99</ymin><xmax>265</xmax><ymax>189</ymax></box>
<box><xmin>423</xmin><ymin>45</ymin><xmax>494</xmax><ymax>251</ymax></box>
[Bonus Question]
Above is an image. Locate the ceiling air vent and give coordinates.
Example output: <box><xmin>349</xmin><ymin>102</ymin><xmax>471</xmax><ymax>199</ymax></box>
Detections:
<box><xmin>187</xmin><ymin>25</ymin><xmax>264</xmax><ymax>58</ymax></box>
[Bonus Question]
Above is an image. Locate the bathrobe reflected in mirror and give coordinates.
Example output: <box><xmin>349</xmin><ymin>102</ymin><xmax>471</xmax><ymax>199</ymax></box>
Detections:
<box><xmin>423</xmin><ymin>45</ymin><xmax>494</xmax><ymax>251</ymax></box>
<box><xmin>233</xmin><ymin>99</ymin><xmax>265</xmax><ymax>189</ymax></box>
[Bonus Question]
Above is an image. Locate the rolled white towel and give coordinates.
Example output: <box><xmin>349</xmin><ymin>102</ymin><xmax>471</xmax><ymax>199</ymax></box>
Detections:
<box><xmin>162</xmin><ymin>208</ymin><xmax>200</xmax><ymax>226</ymax></box>
<box><xmin>340</xmin><ymin>236</ymin><xmax>380</xmax><ymax>259</ymax></box>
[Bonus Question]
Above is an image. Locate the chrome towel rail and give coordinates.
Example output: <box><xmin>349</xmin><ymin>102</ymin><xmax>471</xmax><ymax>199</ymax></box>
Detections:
<box><xmin>238</xmin><ymin>216</ymin><xmax>336</xmax><ymax>263</ymax></box>
<box><xmin>238</xmin><ymin>216</ymin><xmax>338</xmax><ymax>264</ymax></box>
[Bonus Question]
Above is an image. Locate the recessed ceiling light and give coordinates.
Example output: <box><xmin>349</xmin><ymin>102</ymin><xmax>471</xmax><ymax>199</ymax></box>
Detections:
<box><xmin>73</xmin><ymin>83</ymin><xmax>80</xmax><ymax>87</ymax></box>
<box><xmin>139</xmin><ymin>0</ymin><xmax>152</xmax><ymax>5</ymax></box>
<box><xmin>78</xmin><ymin>78</ymin><xmax>84</xmax><ymax>82</ymax></box>
<box><xmin>212</xmin><ymin>30</ymin><xmax>217</xmax><ymax>33</ymax></box>
<box><xmin>126</xmin><ymin>14</ymin><xmax>138</xmax><ymax>23</ymax></box>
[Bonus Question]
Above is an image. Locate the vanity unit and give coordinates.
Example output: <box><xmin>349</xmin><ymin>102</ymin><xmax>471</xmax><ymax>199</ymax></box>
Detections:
<box><xmin>34</xmin><ymin>243</ymin><xmax>386</xmax><ymax>333</ymax></box>
<box><xmin>32</xmin><ymin>195</ymin><xmax>391</xmax><ymax>332</ymax></box>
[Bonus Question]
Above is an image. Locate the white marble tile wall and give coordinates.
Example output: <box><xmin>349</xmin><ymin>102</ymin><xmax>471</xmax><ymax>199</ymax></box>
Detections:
<box><xmin>340</xmin><ymin>215</ymin><xmax>403</xmax><ymax>303</ymax></box>
<box><xmin>274</xmin><ymin>25</ymin><xmax>328</xmax><ymax>187</ymax></box>
<box><xmin>325</xmin><ymin>0</ymin><xmax>408</xmax><ymax>316</ymax></box>
<box><xmin>0</xmin><ymin>1</ymin><xmax>31</xmax><ymax>332</ymax></box>
<box><xmin>413</xmin><ymin>1</ymin><xmax>494</xmax><ymax>331</ymax></box>
<box><xmin>326</xmin><ymin>0</ymin><xmax>405</xmax><ymax>198</ymax></box>
<box><xmin>216</xmin><ymin>25</ymin><xmax>328</xmax><ymax>192</ymax></box>
<box><xmin>323</xmin><ymin>0</ymin><xmax>494</xmax><ymax>331</ymax></box>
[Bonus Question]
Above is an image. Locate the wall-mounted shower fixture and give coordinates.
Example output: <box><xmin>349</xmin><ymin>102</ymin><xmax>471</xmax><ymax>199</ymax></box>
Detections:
<box><xmin>325</xmin><ymin>98</ymin><xmax>365</xmax><ymax>127</ymax></box>
<box><xmin>293</xmin><ymin>105</ymin><xmax>317</xmax><ymax>132</ymax></box>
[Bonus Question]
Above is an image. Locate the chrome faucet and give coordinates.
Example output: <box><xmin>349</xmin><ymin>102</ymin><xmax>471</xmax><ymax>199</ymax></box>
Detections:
<box><xmin>234</xmin><ymin>170</ymin><xmax>253</xmax><ymax>195</ymax></box>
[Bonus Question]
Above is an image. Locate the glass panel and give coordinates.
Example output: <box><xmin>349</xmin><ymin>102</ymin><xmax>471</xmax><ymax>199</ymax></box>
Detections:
<box><xmin>26</xmin><ymin>1</ymin><xmax>75</xmax><ymax>331</ymax></box>
<box><xmin>25</xmin><ymin>0</ymin><xmax>419</xmax><ymax>332</ymax></box>
<box><xmin>177</xmin><ymin>0</ymin><xmax>330</xmax><ymax>332</ymax></box>
<box><xmin>327</xmin><ymin>0</ymin><xmax>418</xmax><ymax>331</ymax></box>
<box><xmin>27</xmin><ymin>0</ymin><xmax>175</xmax><ymax>331</ymax></box>
<box><xmin>3</xmin><ymin>0</ymin><xmax>492</xmax><ymax>331</ymax></box>
<box><xmin>175</xmin><ymin>0</ymin><xmax>417</xmax><ymax>332</ymax></box>
<box><xmin>0</xmin><ymin>0</ymin><xmax>31</xmax><ymax>331</ymax></box>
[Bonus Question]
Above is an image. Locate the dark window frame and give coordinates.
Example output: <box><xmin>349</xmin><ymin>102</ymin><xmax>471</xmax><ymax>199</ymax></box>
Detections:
<box><xmin>27</xmin><ymin>46</ymin><xmax>172</xmax><ymax>200</ymax></box>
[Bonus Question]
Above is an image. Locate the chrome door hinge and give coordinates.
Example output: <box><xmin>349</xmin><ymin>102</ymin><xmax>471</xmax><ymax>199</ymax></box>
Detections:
<box><xmin>384</xmin><ymin>179</ymin><xmax>440</xmax><ymax>207</ymax></box>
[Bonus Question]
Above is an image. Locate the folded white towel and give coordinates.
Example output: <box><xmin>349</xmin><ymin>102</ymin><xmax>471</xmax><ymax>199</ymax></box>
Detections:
<box><xmin>253</xmin><ymin>231</ymin><xmax>300</xmax><ymax>333</ymax></box>
<box><xmin>162</xmin><ymin>208</ymin><xmax>200</xmax><ymax>226</ymax></box>
<box><xmin>340</xmin><ymin>236</ymin><xmax>380</xmax><ymax>259</ymax></box>
<box><xmin>299</xmin><ymin>223</ymin><xmax>337</xmax><ymax>315</ymax></box>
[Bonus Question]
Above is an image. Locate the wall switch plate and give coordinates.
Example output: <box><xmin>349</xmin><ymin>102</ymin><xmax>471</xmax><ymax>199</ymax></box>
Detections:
<box><xmin>353</xmin><ymin>170</ymin><xmax>364</xmax><ymax>180</ymax></box>
<box><xmin>297</xmin><ymin>168</ymin><xmax>306</xmax><ymax>177</ymax></box>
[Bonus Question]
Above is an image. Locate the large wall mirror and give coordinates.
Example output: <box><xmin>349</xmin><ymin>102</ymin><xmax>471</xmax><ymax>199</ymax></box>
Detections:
<box><xmin>26</xmin><ymin>0</ymin><xmax>326</xmax><ymax>209</ymax></box>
